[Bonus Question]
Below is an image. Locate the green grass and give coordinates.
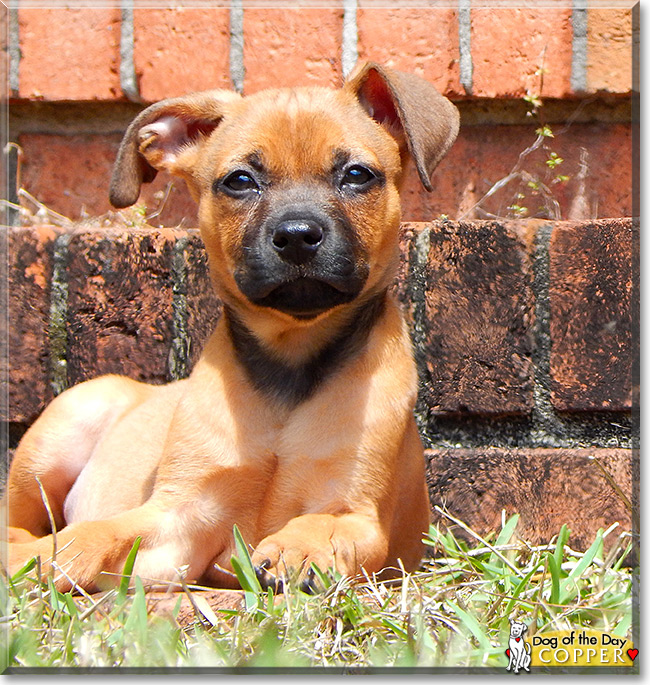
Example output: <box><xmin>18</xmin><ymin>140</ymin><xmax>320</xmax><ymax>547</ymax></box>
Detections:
<box><xmin>1</xmin><ymin>514</ymin><xmax>635</xmax><ymax>670</ymax></box>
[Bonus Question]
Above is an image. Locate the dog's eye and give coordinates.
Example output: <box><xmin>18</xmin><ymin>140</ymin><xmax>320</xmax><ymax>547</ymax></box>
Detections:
<box><xmin>340</xmin><ymin>165</ymin><xmax>375</xmax><ymax>189</ymax></box>
<box><xmin>221</xmin><ymin>171</ymin><xmax>260</xmax><ymax>195</ymax></box>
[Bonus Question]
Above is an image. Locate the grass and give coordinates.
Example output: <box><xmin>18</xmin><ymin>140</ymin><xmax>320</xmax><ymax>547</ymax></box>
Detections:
<box><xmin>1</xmin><ymin>513</ymin><xmax>635</xmax><ymax>671</ymax></box>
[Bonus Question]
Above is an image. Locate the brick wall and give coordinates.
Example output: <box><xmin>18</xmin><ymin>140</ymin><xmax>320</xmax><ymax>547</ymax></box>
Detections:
<box><xmin>5</xmin><ymin>219</ymin><xmax>638</xmax><ymax>552</ymax></box>
<box><xmin>2</xmin><ymin>3</ymin><xmax>637</xmax><ymax>552</ymax></box>
<box><xmin>6</xmin><ymin>2</ymin><xmax>637</xmax><ymax>225</ymax></box>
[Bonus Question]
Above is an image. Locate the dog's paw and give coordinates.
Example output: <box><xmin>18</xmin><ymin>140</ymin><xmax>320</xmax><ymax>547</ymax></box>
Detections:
<box><xmin>251</xmin><ymin>522</ymin><xmax>351</xmax><ymax>593</ymax></box>
<box><xmin>252</xmin><ymin>556</ymin><xmax>320</xmax><ymax>594</ymax></box>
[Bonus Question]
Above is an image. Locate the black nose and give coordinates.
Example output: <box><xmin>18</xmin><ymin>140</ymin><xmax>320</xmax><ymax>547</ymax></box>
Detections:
<box><xmin>271</xmin><ymin>220</ymin><xmax>324</xmax><ymax>264</ymax></box>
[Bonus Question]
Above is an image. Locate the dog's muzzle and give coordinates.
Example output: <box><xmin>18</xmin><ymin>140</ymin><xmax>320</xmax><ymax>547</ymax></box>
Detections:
<box><xmin>234</xmin><ymin>208</ymin><xmax>368</xmax><ymax>318</ymax></box>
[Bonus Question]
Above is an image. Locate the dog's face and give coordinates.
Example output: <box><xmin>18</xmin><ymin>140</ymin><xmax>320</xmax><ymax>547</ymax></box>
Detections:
<box><xmin>196</xmin><ymin>88</ymin><xmax>404</xmax><ymax>319</ymax></box>
<box><xmin>110</xmin><ymin>63</ymin><xmax>459</xmax><ymax>321</ymax></box>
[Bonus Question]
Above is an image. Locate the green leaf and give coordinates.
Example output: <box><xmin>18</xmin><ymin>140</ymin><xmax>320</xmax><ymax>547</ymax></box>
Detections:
<box><xmin>10</xmin><ymin>556</ymin><xmax>37</xmax><ymax>584</ymax></box>
<box><xmin>490</xmin><ymin>514</ymin><xmax>519</xmax><ymax>564</ymax></box>
<box><xmin>117</xmin><ymin>536</ymin><xmax>142</xmax><ymax>604</ymax></box>
<box><xmin>231</xmin><ymin>525</ymin><xmax>263</xmax><ymax>595</ymax></box>
<box><xmin>230</xmin><ymin>556</ymin><xmax>261</xmax><ymax>596</ymax></box>
<box><xmin>63</xmin><ymin>593</ymin><xmax>79</xmax><ymax>619</ymax></box>
<box><xmin>553</xmin><ymin>524</ymin><xmax>570</xmax><ymax>569</ymax></box>
<box><xmin>124</xmin><ymin>576</ymin><xmax>147</xmax><ymax>637</ymax></box>
<box><xmin>560</xmin><ymin>531</ymin><xmax>603</xmax><ymax>603</ymax></box>
<box><xmin>381</xmin><ymin>616</ymin><xmax>409</xmax><ymax>639</ymax></box>
<box><xmin>47</xmin><ymin>576</ymin><xmax>60</xmax><ymax>613</ymax></box>
<box><xmin>547</xmin><ymin>553</ymin><xmax>560</xmax><ymax>606</ymax></box>
<box><xmin>447</xmin><ymin>600</ymin><xmax>492</xmax><ymax>651</ymax></box>
<box><xmin>504</xmin><ymin>562</ymin><xmax>543</xmax><ymax>616</ymax></box>
<box><xmin>612</xmin><ymin>612</ymin><xmax>632</xmax><ymax>637</ymax></box>
<box><xmin>309</xmin><ymin>562</ymin><xmax>332</xmax><ymax>591</ymax></box>
<box><xmin>536</xmin><ymin>125</ymin><xmax>554</xmax><ymax>138</ymax></box>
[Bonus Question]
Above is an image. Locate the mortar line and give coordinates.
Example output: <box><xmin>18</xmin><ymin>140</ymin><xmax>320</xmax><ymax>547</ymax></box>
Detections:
<box><xmin>408</xmin><ymin>223</ymin><xmax>434</xmax><ymax>448</ymax></box>
<box><xmin>458</xmin><ymin>0</ymin><xmax>473</xmax><ymax>96</ymax></box>
<box><xmin>48</xmin><ymin>233</ymin><xmax>71</xmax><ymax>397</ymax></box>
<box><xmin>341</xmin><ymin>0</ymin><xmax>358</xmax><ymax>79</ymax></box>
<box><xmin>229</xmin><ymin>0</ymin><xmax>245</xmax><ymax>94</ymax></box>
<box><xmin>119</xmin><ymin>0</ymin><xmax>140</xmax><ymax>103</ymax></box>
<box><xmin>8</xmin><ymin>6</ymin><xmax>19</xmax><ymax>96</ymax></box>
<box><xmin>528</xmin><ymin>221</ymin><xmax>557</xmax><ymax>443</ymax></box>
<box><xmin>571</xmin><ymin>0</ymin><xmax>588</xmax><ymax>93</ymax></box>
<box><xmin>168</xmin><ymin>236</ymin><xmax>191</xmax><ymax>381</ymax></box>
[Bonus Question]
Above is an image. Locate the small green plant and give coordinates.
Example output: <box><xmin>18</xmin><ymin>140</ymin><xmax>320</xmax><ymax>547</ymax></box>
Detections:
<box><xmin>461</xmin><ymin>60</ymin><xmax>572</xmax><ymax>222</ymax></box>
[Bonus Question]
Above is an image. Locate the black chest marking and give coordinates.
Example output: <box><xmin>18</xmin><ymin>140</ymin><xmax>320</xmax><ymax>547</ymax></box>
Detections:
<box><xmin>226</xmin><ymin>293</ymin><xmax>386</xmax><ymax>407</ymax></box>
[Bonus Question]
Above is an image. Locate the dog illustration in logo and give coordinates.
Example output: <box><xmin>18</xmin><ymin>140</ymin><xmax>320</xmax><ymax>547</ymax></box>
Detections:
<box><xmin>506</xmin><ymin>619</ymin><xmax>531</xmax><ymax>674</ymax></box>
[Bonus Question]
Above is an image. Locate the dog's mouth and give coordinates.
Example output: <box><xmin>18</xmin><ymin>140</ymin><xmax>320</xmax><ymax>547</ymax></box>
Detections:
<box><xmin>252</xmin><ymin>277</ymin><xmax>358</xmax><ymax>318</ymax></box>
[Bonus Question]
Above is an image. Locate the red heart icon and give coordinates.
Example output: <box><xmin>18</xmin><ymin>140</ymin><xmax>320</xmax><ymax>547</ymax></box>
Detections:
<box><xmin>506</xmin><ymin>649</ymin><xmax>511</xmax><ymax>657</ymax></box>
<box><xmin>627</xmin><ymin>649</ymin><xmax>638</xmax><ymax>661</ymax></box>
<box><xmin>516</xmin><ymin>637</ymin><xmax>521</xmax><ymax>642</ymax></box>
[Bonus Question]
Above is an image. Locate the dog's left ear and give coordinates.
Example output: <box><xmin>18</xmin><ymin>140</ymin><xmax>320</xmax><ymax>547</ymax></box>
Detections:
<box><xmin>110</xmin><ymin>90</ymin><xmax>241</xmax><ymax>208</ymax></box>
<box><xmin>346</xmin><ymin>62</ymin><xmax>459</xmax><ymax>191</ymax></box>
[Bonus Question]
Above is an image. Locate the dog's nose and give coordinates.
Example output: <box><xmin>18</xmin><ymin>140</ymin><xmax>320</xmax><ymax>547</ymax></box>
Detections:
<box><xmin>271</xmin><ymin>220</ymin><xmax>324</xmax><ymax>264</ymax></box>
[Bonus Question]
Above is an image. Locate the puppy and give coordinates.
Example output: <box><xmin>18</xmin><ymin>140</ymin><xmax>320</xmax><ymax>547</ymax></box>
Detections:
<box><xmin>4</xmin><ymin>63</ymin><xmax>459</xmax><ymax>591</ymax></box>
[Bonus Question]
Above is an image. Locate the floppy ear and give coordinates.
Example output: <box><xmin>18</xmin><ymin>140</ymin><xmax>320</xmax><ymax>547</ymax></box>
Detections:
<box><xmin>346</xmin><ymin>62</ymin><xmax>459</xmax><ymax>191</ymax></box>
<box><xmin>109</xmin><ymin>90</ymin><xmax>241</xmax><ymax>208</ymax></box>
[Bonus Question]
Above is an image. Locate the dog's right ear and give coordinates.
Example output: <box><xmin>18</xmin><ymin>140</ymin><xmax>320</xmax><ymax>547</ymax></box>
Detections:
<box><xmin>109</xmin><ymin>90</ymin><xmax>241</xmax><ymax>208</ymax></box>
<box><xmin>345</xmin><ymin>62</ymin><xmax>459</xmax><ymax>191</ymax></box>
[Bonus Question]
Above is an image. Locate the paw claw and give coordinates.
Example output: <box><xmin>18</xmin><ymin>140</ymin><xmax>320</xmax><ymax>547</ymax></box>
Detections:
<box><xmin>254</xmin><ymin>564</ymin><xmax>284</xmax><ymax>593</ymax></box>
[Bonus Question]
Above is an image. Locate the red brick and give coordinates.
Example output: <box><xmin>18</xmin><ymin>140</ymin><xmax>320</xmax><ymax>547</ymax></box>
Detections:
<box><xmin>425</xmin><ymin>448</ymin><xmax>634</xmax><ymax>552</ymax></box>
<box><xmin>242</xmin><ymin>8</ymin><xmax>342</xmax><ymax>93</ymax></box>
<box><xmin>18</xmin><ymin>133</ymin><xmax>197</xmax><ymax>227</ymax></box>
<box><xmin>6</xmin><ymin>226</ymin><xmax>60</xmax><ymax>423</ymax></box>
<box><xmin>587</xmin><ymin>7</ymin><xmax>634</xmax><ymax>93</ymax></box>
<box><xmin>18</xmin><ymin>8</ymin><xmax>121</xmax><ymax>101</ymax></box>
<box><xmin>399</xmin><ymin>122</ymin><xmax>634</xmax><ymax>222</ymax></box>
<box><xmin>65</xmin><ymin>228</ymin><xmax>176</xmax><ymax>387</ymax></box>
<box><xmin>19</xmin><ymin>122</ymin><xmax>630</xmax><ymax>228</ymax></box>
<box><xmin>133</xmin><ymin>7</ymin><xmax>230</xmax><ymax>102</ymax></box>
<box><xmin>549</xmin><ymin>219</ymin><xmax>633</xmax><ymax>411</ymax></box>
<box><xmin>470</xmin><ymin>7</ymin><xmax>573</xmax><ymax>98</ymax></box>
<box><xmin>422</xmin><ymin>221</ymin><xmax>535</xmax><ymax>415</ymax></box>
<box><xmin>357</xmin><ymin>5</ymin><xmax>461</xmax><ymax>96</ymax></box>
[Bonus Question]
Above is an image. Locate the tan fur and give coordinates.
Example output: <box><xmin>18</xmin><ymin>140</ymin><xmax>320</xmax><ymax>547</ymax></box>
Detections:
<box><xmin>4</xmin><ymin>63</ymin><xmax>458</xmax><ymax>591</ymax></box>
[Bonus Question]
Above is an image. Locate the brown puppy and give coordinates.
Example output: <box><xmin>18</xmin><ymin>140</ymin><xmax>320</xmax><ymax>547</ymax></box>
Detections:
<box><xmin>4</xmin><ymin>63</ymin><xmax>459</xmax><ymax>591</ymax></box>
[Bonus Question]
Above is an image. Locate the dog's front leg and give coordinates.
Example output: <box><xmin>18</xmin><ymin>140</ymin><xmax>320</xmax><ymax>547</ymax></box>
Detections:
<box><xmin>251</xmin><ymin>512</ymin><xmax>387</xmax><ymax>588</ymax></box>
<box><xmin>6</xmin><ymin>496</ymin><xmax>227</xmax><ymax>592</ymax></box>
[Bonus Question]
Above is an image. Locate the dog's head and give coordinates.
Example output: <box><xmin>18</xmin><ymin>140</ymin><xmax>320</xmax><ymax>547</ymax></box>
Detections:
<box><xmin>110</xmin><ymin>63</ymin><xmax>459</xmax><ymax>320</ymax></box>
<box><xmin>509</xmin><ymin>620</ymin><xmax>528</xmax><ymax>639</ymax></box>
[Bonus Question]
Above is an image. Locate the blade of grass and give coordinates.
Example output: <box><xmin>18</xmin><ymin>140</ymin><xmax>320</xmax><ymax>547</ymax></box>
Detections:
<box><xmin>117</xmin><ymin>536</ymin><xmax>141</xmax><ymax>604</ymax></box>
<box><xmin>560</xmin><ymin>531</ymin><xmax>603</xmax><ymax>603</ymax></box>
<box><xmin>434</xmin><ymin>507</ymin><xmax>525</xmax><ymax>578</ymax></box>
<box><xmin>553</xmin><ymin>524</ymin><xmax>570</xmax><ymax>570</ymax></box>
<box><xmin>231</xmin><ymin>524</ymin><xmax>262</xmax><ymax>594</ymax></box>
<box><xmin>503</xmin><ymin>561</ymin><xmax>542</xmax><ymax>617</ymax></box>
<box><xmin>546</xmin><ymin>553</ymin><xmax>560</xmax><ymax>606</ymax></box>
<box><xmin>123</xmin><ymin>576</ymin><xmax>147</xmax><ymax>638</ymax></box>
<box><xmin>446</xmin><ymin>600</ymin><xmax>492</xmax><ymax>651</ymax></box>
